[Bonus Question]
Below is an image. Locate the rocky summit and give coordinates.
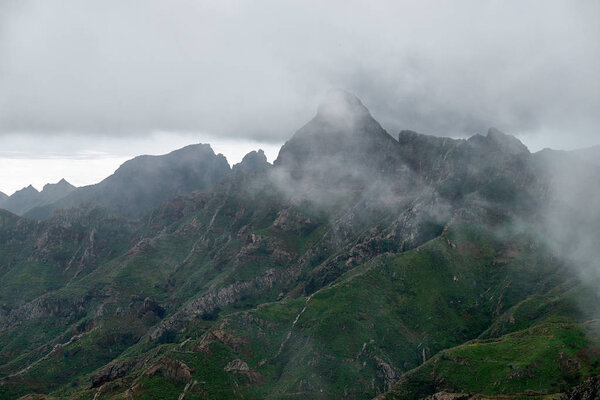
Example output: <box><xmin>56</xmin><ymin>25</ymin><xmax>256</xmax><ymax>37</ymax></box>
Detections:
<box><xmin>0</xmin><ymin>94</ymin><xmax>599</xmax><ymax>400</ymax></box>
<box><xmin>1</xmin><ymin>179</ymin><xmax>76</xmax><ymax>216</ymax></box>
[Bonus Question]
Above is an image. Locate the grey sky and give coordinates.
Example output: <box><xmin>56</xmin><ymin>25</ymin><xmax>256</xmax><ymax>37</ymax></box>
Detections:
<box><xmin>0</xmin><ymin>0</ymin><xmax>599</xmax><ymax>193</ymax></box>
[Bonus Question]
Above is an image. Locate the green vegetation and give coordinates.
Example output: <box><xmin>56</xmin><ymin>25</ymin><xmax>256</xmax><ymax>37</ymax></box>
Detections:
<box><xmin>0</xmin><ymin>117</ymin><xmax>598</xmax><ymax>399</ymax></box>
<box><xmin>385</xmin><ymin>322</ymin><xmax>600</xmax><ymax>399</ymax></box>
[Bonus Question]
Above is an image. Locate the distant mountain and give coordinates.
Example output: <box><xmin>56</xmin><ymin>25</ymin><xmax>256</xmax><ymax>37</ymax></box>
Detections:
<box><xmin>0</xmin><ymin>191</ymin><xmax>7</xmax><ymax>206</ymax></box>
<box><xmin>25</xmin><ymin>144</ymin><xmax>231</xmax><ymax>220</ymax></box>
<box><xmin>0</xmin><ymin>179</ymin><xmax>76</xmax><ymax>216</ymax></box>
<box><xmin>571</xmin><ymin>144</ymin><xmax>600</xmax><ymax>167</ymax></box>
<box><xmin>0</xmin><ymin>93</ymin><xmax>598</xmax><ymax>399</ymax></box>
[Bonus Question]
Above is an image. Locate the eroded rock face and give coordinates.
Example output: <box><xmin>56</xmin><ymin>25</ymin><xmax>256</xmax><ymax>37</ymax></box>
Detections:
<box><xmin>91</xmin><ymin>359</ymin><xmax>136</xmax><ymax>388</ymax></box>
<box><xmin>423</xmin><ymin>393</ymin><xmax>472</xmax><ymax>400</ymax></box>
<box><xmin>222</xmin><ymin>358</ymin><xmax>266</xmax><ymax>384</ymax></box>
<box><xmin>272</xmin><ymin>209</ymin><xmax>312</xmax><ymax>232</ymax></box>
<box><xmin>144</xmin><ymin>359</ymin><xmax>193</xmax><ymax>383</ymax></box>
<box><xmin>560</xmin><ymin>376</ymin><xmax>600</xmax><ymax>400</ymax></box>
<box><xmin>150</xmin><ymin>265</ymin><xmax>297</xmax><ymax>340</ymax></box>
<box><xmin>224</xmin><ymin>358</ymin><xmax>250</xmax><ymax>372</ymax></box>
<box><xmin>196</xmin><ymin>328</ymin><xmax>249</xmax><ymax>354</ymax></box>
<box><xmin>375</xmin><ymin>356</ymin><xmax>398</xmax><ymax>391</ymax></box>
<box><xmin>3</xmin><ymin>92</ymin><xmax>599</xmax><ymax>400</ymax></box>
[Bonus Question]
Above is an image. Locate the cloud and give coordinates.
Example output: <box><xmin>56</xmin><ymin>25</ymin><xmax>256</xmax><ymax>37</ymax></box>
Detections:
<box><xmin>0</xmin><ymin>0</ymin><xmax>599</xmax><ymax>148</ymax></box>
<box><xmin>0</xmin><ymin>132</ymin><xmax>281</xmax><ymax>194</ymax></box>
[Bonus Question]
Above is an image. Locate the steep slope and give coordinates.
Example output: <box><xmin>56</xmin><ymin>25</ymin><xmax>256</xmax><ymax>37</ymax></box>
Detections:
<box><xmin>25</xmin><ymin>144</ymin><xmax>231</xmax><ymax>220</ymax></box>
<box><xmin>232</xmin><ymin>149</ymin><xmax>270</xmax><ymax>173</ymax></box>
<box><xmin>383</xmin><ymin>321</ymin><xmax>600</xmax><ymax>400</ymax></box>
<box><xmin>1</xmin><ymin>179</ymin><xmax>76</xmax><ymax>216</ymax></box>
<box><xmin>274</xmin><ymin>89</ymin><xmax>407</xmax><ymax>196</ymax></box>
<box><xmin>0</xmin><ymin>192</ymin><xmax>7</xmax><ymax>207</ymax></box>
<box><xmin>38</xmin><ymin>179</ymin><xmax>77</xmax><ymax>206</ymax></box>
<box><xmin>0</xmin><ymin>93</ymin><xmax>598</xmax><ymax>399</ymax></box>
<box><xmin>396</xmin><ymin>127</ymin><xmax>534</xmax><ymax>204</ymax></box>
<box><xmin>1</xmin><ymin>185</ymin><xmax>39</xmax><ymax>215</ymax></box>
<box><xmin>0</xmin><ymin>205</ymin><xmax>135</xmax><ymax>309</ymax></box>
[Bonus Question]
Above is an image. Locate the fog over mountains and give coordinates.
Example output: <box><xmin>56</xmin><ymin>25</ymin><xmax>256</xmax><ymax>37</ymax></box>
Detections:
<box><xmin>0</xmin><ymin>91</ymin><xmax>598</xmax><ymax>399</ymax></box>
<box><xmin>1</xmin><ymin>1</ymin><xmax>598</xmax><ymax>398</ymax></box>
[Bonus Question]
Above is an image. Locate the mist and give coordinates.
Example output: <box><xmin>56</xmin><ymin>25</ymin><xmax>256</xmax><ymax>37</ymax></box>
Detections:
<box><xmin>536</xmin><ymin>150</ymin><xmax>600</xmax><ymax>296</ymax></box>
<box><xmin>1</xmin><ymin>0</ymin><xmax>599</xmax><ymax>147</ymax></box>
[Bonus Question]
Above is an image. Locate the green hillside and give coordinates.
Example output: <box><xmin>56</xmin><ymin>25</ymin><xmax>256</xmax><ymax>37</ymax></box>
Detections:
<box><xmin>0</xmin><ymin>92</ymin><xmax>598</xmax><ymax>399</ymax></box>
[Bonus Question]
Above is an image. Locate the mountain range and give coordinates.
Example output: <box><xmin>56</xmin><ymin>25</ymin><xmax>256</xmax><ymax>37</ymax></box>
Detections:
<box><xmin>0</xmin><ymin>179</ymin><xmax>76</xmax><ymax>216</ymax></box>
<box><xmin>0</xmin><ymin>90</ymin><xmax>598</xmax><ymax>399</ymax></box>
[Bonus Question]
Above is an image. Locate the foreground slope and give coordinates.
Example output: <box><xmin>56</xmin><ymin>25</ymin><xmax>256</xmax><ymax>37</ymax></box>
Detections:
<box><xmin>0</xmin><ymin>91</ymin><xmax>598</xmax><ymax>399</ymax></box>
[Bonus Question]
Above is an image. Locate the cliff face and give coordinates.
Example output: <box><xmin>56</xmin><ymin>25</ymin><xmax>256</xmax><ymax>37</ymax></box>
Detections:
<box><xmin>0</xmin><ymin>94</ymin><xmax>598</xmax><ymax>400</ymax></box>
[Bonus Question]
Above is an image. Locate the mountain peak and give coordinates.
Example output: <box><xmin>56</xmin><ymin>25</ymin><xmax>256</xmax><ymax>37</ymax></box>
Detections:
<box><xmin>486</xmin><ymin>127</ymin><xmax>529</xmax><ymax>155</ymax></box>
<box><xmin>42</xmin><ymin>178</ymin><xmax>75</xmax><ymax>192</ymax></box>
<box><xmin>233</xmin><ymin>149</ymin><xmax>269</xmax><ymax>172</ymax></box>
<box><xmin>19</xmin><ymin>184</ymin><xmax>39</xmax><ymax>194</ymax></box>
<box><xmin>316</xmin><ymin>89</ymin><xmax>371</xmax><ymax>124</ymax></box>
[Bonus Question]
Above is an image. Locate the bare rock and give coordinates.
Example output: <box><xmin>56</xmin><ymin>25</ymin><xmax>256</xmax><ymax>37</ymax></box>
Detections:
<box><xmin>224</xmin><ymin>359</ymin><xmax>250</xmax><ymax>372</ymax></box>
<box><xmin>560</xmin><ymin>376</ymin><xmax>600</xmax><ymax>400</ymax></box>
<box><xmin>91</xmin><ymin>359</ymin><xmax>135</xmax><ymax>388</ymax></box>
<box><xmin>144</xmin><ymin>359</ymin><xmax>193</xmax><ymax>383</ymax></box>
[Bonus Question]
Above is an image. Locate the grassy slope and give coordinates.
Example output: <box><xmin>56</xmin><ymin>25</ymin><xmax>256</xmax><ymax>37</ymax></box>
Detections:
<box><xmin>384</xmin><ymin>321</ymin><xmax>600</xmax><ymax>399</ymax></box>
<box><xmin>72</xmin><ymin>218</ymin><xmax>586</xmax><ymax>400</ymax></box>
<box><xmin>0</xmin><ymin>181</ymin><xmax>597</xmax><ymax>399</ymax></box>
<box><xmin>0</xmin><ymin>178</ymin><xmax>332</xmax><ymax>398</ymax></box>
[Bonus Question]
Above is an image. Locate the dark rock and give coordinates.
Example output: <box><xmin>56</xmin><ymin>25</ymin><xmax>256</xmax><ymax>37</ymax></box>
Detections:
<box><xmin>144</xmin><ymin>359</ymin><xmax>193</xmax><ymax>383</ymax></box>
<box><xmin>25</xmin><ymin>144</ymin><xmax>231</xmax><ymax>220</ymax></box>
<box><xmin>1</xmin><ymin>179</ymin><xmax>76</xmax><ymax>216</ymax></box>
<box><xmin>486</xmin><ymin>127</ymin><xmax>530</xmax><ymax>155</ymax></box>
<box><xmin>273</xmin><ymin>89</ymin><xmax>403</xmax><ymax>192</ymax></box>
<box><xmin>233</xmin><ymin>149</ymin><xmax>270</xmax><ymax>172</ymax></box>
<box><xmin>91</xmin><ymin>359</ymin><xmax>136</xmax><ymax>388</ymax></box>
<box><xmin>560</xmin><ymin>376</ymin><xmax>600</xmax><ymax>400</ymax></box>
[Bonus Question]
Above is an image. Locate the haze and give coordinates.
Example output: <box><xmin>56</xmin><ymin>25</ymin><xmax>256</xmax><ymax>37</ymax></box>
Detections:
<box><xmin>1</xmin><ymin>0</ymin><xmax>599</xmax><ymax>194</ymax></box>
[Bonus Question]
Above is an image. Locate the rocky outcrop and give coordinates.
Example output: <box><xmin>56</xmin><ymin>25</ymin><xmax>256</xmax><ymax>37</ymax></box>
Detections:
<box><xmin>150</xmin><ymin>265</ymin><xmax>300</xmax><ymax>340</ymax></box>
<box><xmin>375</xmin><ymin>356</ymin><xmax>398</xmax><ymax>391</ymax></box>
<box><xmin>422</xmin><ymin>393</ymin><xmax>473</xmax><ymax>400</ymax></box>
<box><xmin>560</xmin><ymin>376</ymin><xmax>600</xmax><ymax>400</ymax></box>
<box><xmin>2</xmin><ymin>92</ymin><xmax>598</xmax><ymax>400</ymax></box>
<box><xmin>196</xmin><ymin>328</ymin><xmax>249</xmax><ymax>354</ymax></box>
<box><xmin>272</xmin><ymin>208</ymin><xmax>312</xmax><ymax>233</ymax></box>
<box><xmin>233</xmin><ymin>149</ymin><xmax>270</xmax><ymax>172</ymax></box>
<box><xmin>0</xmin><ymin>294</ymin><xmax>90</xmax><ymax>330</ymax></box>
<box><xmin>144</xmin><ymin>359</ymin><xmax>193</xmax><ymax>383</ymax></box>
<box><xmin>224</xmin><ymin>358</ymin><xmax>250</xmax><ymax>372</ymax></box>
<box><xmin>91</xmin><ymin>359</ymin><xmax>136</xmax><ymax>388</ymax></box>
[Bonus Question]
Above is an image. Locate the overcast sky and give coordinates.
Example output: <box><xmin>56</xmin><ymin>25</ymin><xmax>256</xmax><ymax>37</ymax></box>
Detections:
<box><xmin>1</xmin><ymin>0</ymin><xmax>599</xmax><ymax>194</ymax></box>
